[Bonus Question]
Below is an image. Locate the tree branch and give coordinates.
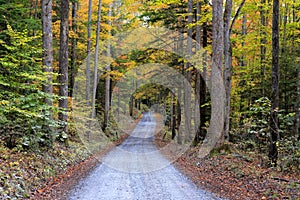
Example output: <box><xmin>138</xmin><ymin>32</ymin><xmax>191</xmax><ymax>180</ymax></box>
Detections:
<box><xmin>229</xmin><ymin>0</ymin><xmax>246</xmax><ymax>35</ymax></box>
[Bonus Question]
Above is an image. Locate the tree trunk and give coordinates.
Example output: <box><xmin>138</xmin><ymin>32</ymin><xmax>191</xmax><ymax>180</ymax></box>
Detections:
<box><xmin>184</xmin><ymin>0</ymin><xmax>193</xmax><ymax>142</ymax></box>
<box><xmin>58</xmin><ymin>0</ymin><xmax>69</xmax><ymax>134</ymax></box>
<box><xmin>241</xmin><ymin>13</ymin><xmax>247</xmax><ymax>67</ymax></box>
<box><xmin>69</xmin><ymin>0</ymin><xmax>77</xmax><ymax>98</ymax></box>
<box><xmin>177</xmin><ymin>88</ymin><xmax>182</xmax><ymax>144</ymax></box>
<box><xmin>42</xmin><ymin>0</ymin><xmax>53</xmax><ymax>110</ymax></box>
<box><xmin>223</xmin><ymin>0</ymin><xmax>233</xmax><ymax>142</ymax></box>
<box><xmin>199</xmin><ymin>0</ymin><xmax>225</xmax><ymax>157</ymax></box>
<box><xmin>194</xmin><ymin>0</ymin><xmax>201</xmax><ymax>143</ymax></box>
<box><xmin>129</xmin><ymin>79</ymin><xmax>134</xmax><ymax>116</ymax></box>
<box><xmin>103</xmin><ymin>3</ymin><xmax>112</xmax><ymax>131</ymax></box>
<box><xmin>200</xmin><ymin>9</ymin><xmax>208</xmax><ymax>141</ymax></box>
<box><xmin>86</xmin><ymin>0</ymin><xmax>92</xmax><ymax>103</ymax></box>
<box><xmin>171</xmin><ymin>93</ymin><xmax>176</xmax><ymax>139</ymax></box>
<box><xmin>195</xmin><ymin>69</ymin><xmax>201</xmax><ymax>143</ymax></box>
<box><xmin>91</xmin><ymin>0</ymin><xmax>103</xmax><ymax>119</ymax></box>
<box><xmin>269</xmin><ymin>0</ymin><xmax>279</xmax><ymax>166</ymax></box>
<box><xmin>260</xmin><ymin>0</ymin><xmax>267</xmax><ymax>96</ymax></box>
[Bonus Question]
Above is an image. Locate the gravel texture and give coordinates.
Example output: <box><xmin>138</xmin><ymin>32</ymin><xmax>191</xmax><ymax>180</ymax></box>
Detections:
<box><xmin>68</xmin><ymin>112</ymin><xmax>221</xmax><ymax>200</ymax></box>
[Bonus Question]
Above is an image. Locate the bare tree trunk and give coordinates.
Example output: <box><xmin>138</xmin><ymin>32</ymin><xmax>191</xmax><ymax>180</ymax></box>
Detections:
<box><xmin>176</xmin><ymin>11</ymin><xmax>184</xmax><ymax>144</ymax></box>
<box><xmin>86</xmin><ymin>0</ymin><xmax>92</xmax><ymax>103</ymax></box>
<box><xmin>200</xmin><ymin>8</ymin><xmax>208</xmax><ymax>141</ymax></box>
<box><xmin>260</xmin><ymin>0</ymin><xmax>267</xmax><ymax>97</ymax></box>
<box><xmin>199</xmin><ymin>0</ymin><xmax>225</xmax><ymax>157</ymax></box>
<box><xmin>223</xmin><ymin>0</ymin><xmax>245</xmax><ymax>141</ymax></box>
<box><xmin>103</xmin><ymin>3</ymin><xmax>112</xmax><ymax>131</ymax></box>
<box><xmin>58</xmin><ymin>0</ymin><xmax>69</xmax><ymax>134</ymax></box>
<box><xmin>223</xmin><ymin>0</ymin><xmax>232</xmax><ymax>142</ymax></box>
<box><xmin>194</xmin><ymin>0</ymin><xmax>201</xmax><ymax>143</ymax></box>
<box><xmin>42</xmin><ymin>0</ymin><xmax>53</xmax><ymax>110</ymax></box>
<box><xmin>177</xmin><ymin>87</ymin><xmax>182</xmax><ymax>144</ymax></box>
<box><xmin>195</xmin><ymin>69</ymin><xmax>201</xmax><ymax>143</ymax></box>
<box><xmin>91</xmin><ymin>0</ymin><xmax>103</xmax><ymax>119</ymax></box>
<box><xmin>69</xmin><ymin>0</ymin><xmax>77</xmax><ymax>98</ymax></box>
<box><xmin>282</xmin><ymin>4</ymin><xmax>288</xmax><ymax>113</ymax></box>
<box><xmin>269</xmin><ymin>0</ymin><xmax>279</xmax><ymax>166</ymax></box>
<box><xmin>171</xmin><ymin>93</ymin><xmax>176</xmax><ymax>139</ymax></box>
<box><xmin>241</xmin><ymin>13</ymin><xmax>247</xmax><ymax>67</ymax></box>
<box><xmin>129</xmin><ymin>79</ymin><xmax>134</xmax><ymax>116</ymax></box>
<box><xmin>184</xmin><ymin>0</ymin><xmax>193</xmax><ymax>142</ymax></box>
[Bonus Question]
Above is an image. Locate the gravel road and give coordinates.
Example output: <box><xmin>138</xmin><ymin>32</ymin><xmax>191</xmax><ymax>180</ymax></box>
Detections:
<box><xmin>68</xmin><ymin>112</ymin><xmax>220</xmax><ymax>200</ymax></box>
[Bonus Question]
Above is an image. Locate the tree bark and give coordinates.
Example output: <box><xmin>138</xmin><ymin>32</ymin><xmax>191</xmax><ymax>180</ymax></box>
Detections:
<box><xmin>86</xmin><ymin>0</ymin><xmax>92</xmax><ymax>103</ymax></box>
<box><xmin>199</xmin><ymin>0</ymin><xmax>225</xmax><ymax>157</ymax></box>
<box><xmin>260</xmin><ymin>0</ymin><xmax>267</xmax><ymax>97</ymax></box>
<box><xmin>194</xmin><ymin>0</ymin><xmax>202</xmax><ymax>143</ymax></box>
<box><xmin>103</xmin><ymin>3</ymin><xmax>112</xmax><ymax>131</ymax></box>
<box><xmin>269</xmin><ymin>0</ymin><xmax>279</xmax><ymax>166</ymax></box>
<box><xmin>69</xmin><ymin>0</ymin><xmax>77</xmax><ymax>98</ymax></box>
<box><xmin>223</xmin><ymin>0</ymin><xmax>232</xmax><ymax>142</ymax></box>
<box><xmin>42</xmin><ymin>0</ymin><xmax>53</xmax><ymax>110</ymax></box>
<box><xmin>184</xmin><ymin>0</ymin><xmax>193</xmax><ymax>142</ymax></box>
<box><xmin>91</xmin><ymin>0</ymin><xmax>103</xmax><ymax>119</ymax></box>
<box><xmin>200</xmin><ymin>6</ymin><xmax>208</xmax><ymax>141</ymax></box>
<box><xmin>58</xmin><ymin>0</ymin><xmax>69</xmax><ymax>134</ymax></box>
<box><xmin>171</xmin><ymin>93</ymin><xmax>176</xmax><ymax>139</ymax></box>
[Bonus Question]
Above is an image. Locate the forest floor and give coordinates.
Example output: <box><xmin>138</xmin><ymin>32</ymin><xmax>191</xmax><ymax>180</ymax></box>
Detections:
<box><xmin>157</xmin><ymin>139</ymin><xmax>300</xmax><ymax>199</ymax></box>
<box><xmin>155</xmin><ymin>133</ymin><xmax>300</xmax><ymax>199</ymax></box>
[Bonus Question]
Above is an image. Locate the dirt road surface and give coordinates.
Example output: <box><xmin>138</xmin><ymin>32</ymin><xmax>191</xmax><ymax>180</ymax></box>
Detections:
<box><xmin>68</xmin><ymin>112</ymin><xmax>221</xmax><ymax>200</ymax></box>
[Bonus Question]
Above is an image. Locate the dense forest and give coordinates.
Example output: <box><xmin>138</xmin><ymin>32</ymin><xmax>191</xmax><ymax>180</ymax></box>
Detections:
<box><xmin>0</xmin><ymin>0</ymin><xmax>299</xmax><ymax>199</ymax></box>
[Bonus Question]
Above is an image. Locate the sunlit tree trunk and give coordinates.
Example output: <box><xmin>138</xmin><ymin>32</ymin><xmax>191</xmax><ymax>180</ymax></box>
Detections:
<box><xmin>269</xmin><ymin>0</ymin><xmax>279</xmax><ymax>166</ymax></box>
<box><xmin>58</xmin><ymin>0</ymin><xmax>69</xmax><ymax>134</ymax></box>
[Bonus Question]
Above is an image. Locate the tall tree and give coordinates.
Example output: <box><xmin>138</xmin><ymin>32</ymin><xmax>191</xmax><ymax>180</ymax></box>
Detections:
<box><xmin>86</xmin><ymin>0</ymin><xmax>92</xmax><ymax>103</ymax></box>
<box><xmin>184</xmin><ymin>0</ymin><xmax>193</xmax><ymax>142</ymax></box>
<box><xmin>42</xmin><ymin>0</ymin><xmax>53</xmax><ymax>109</ymax></box>
<box><xmin>194</xmin><ymin>0</ymin><xmax>202</xmax><ymax>143</ymax></box>
<box><xmin>223</xmin><ymin>0</ymin><xmax>233</xmax><ymax>141</ymax></box>
<box><xmin>103</xmin><ymin>2</ymin><xmax>113</xmax><ymax>130</ymax></box>
<box><xmin>223</xmin><ymin>0</ymin><xmax>245</xmax><ymax>141</ymax></box>
<box><xmin>58</xmin><ymin>0</ymin><xmax>70</xmax><ymax>134</ymax></box>
<box><xmin>269</xmin><ymin>0</ymin><xmax>279</xmax><ymax>166</ymax></box>
<box><xmin>199</xmin><ymin>0</ymin><xmax>225</xmax><ymax>157</ymax></box>
<box><xmin>69</xmin><ymin>0</ymin><xmax>78</xmax><ymax>97</ymax></box>
<box><xmin>91</xmin><ymin>0</ymin><xmax>103</xmax><ymax>119</ymax></box>
<box><xmin>260</xmin><ymin>0</ymin><xmax>268</xmax><ymax>96</ymax></box>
